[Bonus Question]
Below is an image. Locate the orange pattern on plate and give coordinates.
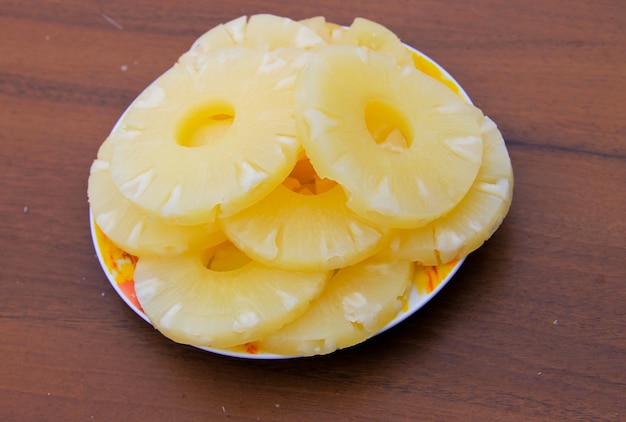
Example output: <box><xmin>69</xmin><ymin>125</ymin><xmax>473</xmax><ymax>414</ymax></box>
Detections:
<box><xmin>411</xmin><ymin>50</ymin><xmax>462</xmax><ymax>96</ymax></box>
<box><xmin>93</xmin><ymin>220</ymin><xmax>142</xmax><ymax>311</ymax></box>
<box><xmin>415</xmin><ymin>260</ymin><xmax>459</xmax><ymax>295</ymax></box>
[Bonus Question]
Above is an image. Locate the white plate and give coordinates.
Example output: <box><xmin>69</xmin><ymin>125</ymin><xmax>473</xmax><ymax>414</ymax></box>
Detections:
<box><xmin>90</xmin><ymin>44</ymin><xmax>470</xmax><ymax>359</ymax></box>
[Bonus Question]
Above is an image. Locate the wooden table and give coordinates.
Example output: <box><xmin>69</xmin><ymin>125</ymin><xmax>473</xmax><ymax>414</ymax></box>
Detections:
<box><xmin>2</xmin><ymin>1</ymin><xmax>624</xmax><ymax>420</ymax></box>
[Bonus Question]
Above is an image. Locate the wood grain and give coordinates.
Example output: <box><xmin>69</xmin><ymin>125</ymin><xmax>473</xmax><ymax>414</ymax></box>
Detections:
<box><xmin>1</xmin><ymin>0</ymin><xmax>624</xmax><ymax>420</ymax></box>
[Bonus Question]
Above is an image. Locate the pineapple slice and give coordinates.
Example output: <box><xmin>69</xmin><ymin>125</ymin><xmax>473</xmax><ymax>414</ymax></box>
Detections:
<box><xmin>134</xmin><ymin>241</ymin><xmax>329</xmax><ymax>349</ymax></box>
<box><xmin>245</xmin><ymin>14</ymin><xmax>326</xmax><ymax>49</ymax></box>
<box><xmin>295</xmin><ymin>45</ymin><xmax>484</xmax><ymax>229</ymax></box>
<box><xmin>381</xmin><ymin>115</ymin><xmax>514</xmax><ymax>265</ymax></box>
<box><xmin>109</xmin><ymin>46</ymin><xmax>305</xmax><ymax>225</ymax></box>
<box><xmin>256</xmin><ymin>258</ymin><xmax>414</xmax><ymax>356</ymax></box>
<box><xmin>299</xmin><ymin>16</ymin><xmax>356</xmax><ymax>45</ymax></box>
<box><xmin>88</xmin><ymin>137</ymin><xmax>225</xmax><ymax>256</ymax></box>
<box><xmin>346</xmin><ymin>18</ymin><xmax>414</xmax><ymax>65</ymax></box>
<box><xmin>220</xmin><ymin>158</ymin><xmax>389</xmax><ymax>271</ymax></box>
<box><xmin>188</xmin><ymin>16</ymin><xmax>245</xmax><ymax>52</ymax></box>
<box><xmin>188</xmin><ymin>14</ymin><xmax>325</xmax><ymax>55</ymax></box>
<box><xmin>299</xmin><ymin>17</ymin><xmax>413</xmax><ymax>65</ymax></box>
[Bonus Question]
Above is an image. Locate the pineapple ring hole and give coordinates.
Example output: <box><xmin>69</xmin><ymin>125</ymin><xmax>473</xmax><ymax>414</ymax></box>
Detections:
<box><xmin>364</xmin><ymin>100</ymin><xmax>413</xmax><ymax>152</ymax></box>
<box><xmin>176</xmin><ymin>102</ymin><xmax>235</xmax><ymax>148</ymax></box>
<box><xmin>202</xmin><ymin>241</ymin><xmax>251</xmax><ymax>272</ymax></box>
<box><xmin>282</xmin><ymin>157</ymin><xmax>337</xmax><ymax>195</ymax></box>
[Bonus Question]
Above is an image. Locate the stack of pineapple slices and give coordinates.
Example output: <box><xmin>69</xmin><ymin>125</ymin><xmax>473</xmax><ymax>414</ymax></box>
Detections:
<box><xmin>88</xmin><ymin>14</ymin><xmax>513</xmax><ymax>357</ymax></box>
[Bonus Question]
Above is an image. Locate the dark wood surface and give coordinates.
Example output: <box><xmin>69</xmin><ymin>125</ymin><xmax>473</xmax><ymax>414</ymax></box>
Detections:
<box><xmin>2</xmin><ymin>1</ymin><xmax>625</xmax><ymax>420</ymax></box>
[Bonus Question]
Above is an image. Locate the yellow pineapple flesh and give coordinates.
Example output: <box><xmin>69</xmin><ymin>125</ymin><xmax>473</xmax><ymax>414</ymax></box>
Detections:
<box><xmin>256</xmin><ymin>258</ymin><xmax>414</xmax><ymax>356</ymax></box>
<box><xmin>383</xmin><ymin>115</ymin><xmax>514</xmax><ymax>265</ymax></box>
<box><xmin>109</xmin><ymin>47</ymin><xmax>305</xmax><ymax>225</ymax></box>
<box><xmin>133</xmin><ymin>241</ymin><xmax>329</xmax><ymax>348</ymax></box>
<box><xmin>188</xmin><ymin>14</ymin><xmax>325</xmax><ymax>56</ymax></box>
<box><xmin>245</xmin><ymin>14</ymin><xmax>326</xmax><ymax>50</ymax></box>
<box><xmin>220</xmin><ymin>158</ymin><xmax>389</xmax><ymax>271</ymax></box>
<box><xmin>295</xmin><ymin>44</ymin><xmax>484</xmax><ymax>229</ymax></box>
<box><xmin>346</xmin><ymin>18</ymin><xmax>414</xmax><ymax>65</ymax></box>
<box><xmin>88</xmin><ymin>137</ymin><xmax>225</xmax><ymax>256</ymax></box>
<box><xmin>299</xmin><ymin>16</ymin><xmax>356</xmax><ymax>45</ymax></box>
<box><xmin>187</xmin><ymin>16</ymin><xmax>243</xmax><ymax>53</ymax></box>
<box><xmin>299</xmin><ymin>17</ymin><xmax>413</xmax><ymax>65</ymax></box>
